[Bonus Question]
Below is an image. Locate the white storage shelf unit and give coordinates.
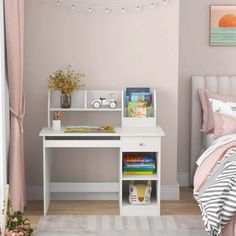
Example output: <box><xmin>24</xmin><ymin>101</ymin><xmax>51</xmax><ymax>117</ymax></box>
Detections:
<box><xmin>122</xmin><ymin>89</ymin><xmax>156</xmax><ymax>128</ymax></box>
<box><xmin>120</xmin><ymin>137</ymin><xmax>161</xmax><ymax>216</ymax></box>
<box><xmin>46</xmin><ymin>88</ymin><xmax>162</xmax><ymax>216</ymax></box>
<box><xmin>48</xmin><ymin>90</ymin><xmax>123</xmax><ymax>126</ymax></box>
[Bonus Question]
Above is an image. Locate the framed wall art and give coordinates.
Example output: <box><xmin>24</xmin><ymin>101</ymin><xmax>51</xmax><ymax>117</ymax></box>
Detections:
<box><xmin>210</xmin><ymin>5</ymin><xmax>236</xmax><ymax>46</ymax></box>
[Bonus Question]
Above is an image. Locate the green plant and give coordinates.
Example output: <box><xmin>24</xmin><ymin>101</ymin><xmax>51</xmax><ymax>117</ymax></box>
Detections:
<box><xmin>2</xmin><ymin>200</ymin><xmax>33</xmax><ymax>235</ymax></box>
<box><xmin>48</xmin><ymin>65</ymin><xmax>85</xmax><ymax>94</ymax></box>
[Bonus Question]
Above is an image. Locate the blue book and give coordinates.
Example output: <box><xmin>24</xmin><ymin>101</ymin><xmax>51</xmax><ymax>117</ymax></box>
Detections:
<box><xmin>126</xmin><ymin>87</ymin><xmax>150</xmax><ymax>96</ymax></box>
<box><xmin>126</xmin><ymin>92</ymin><xmax>152</xmax><ymax>105</ymax></box>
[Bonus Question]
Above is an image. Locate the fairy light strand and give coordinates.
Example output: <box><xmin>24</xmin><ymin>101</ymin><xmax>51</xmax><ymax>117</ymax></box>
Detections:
<box><xmin>43</xmin><ymin>0</ymin><xmax>169</xmax><ymax>13</ymax></box>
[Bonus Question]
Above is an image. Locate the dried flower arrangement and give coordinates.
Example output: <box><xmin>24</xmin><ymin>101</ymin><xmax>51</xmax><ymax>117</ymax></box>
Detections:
<box><xmin>48</xmin><ymin>65</ymin><xmax>85</xmax><ymax>95</ymax></box>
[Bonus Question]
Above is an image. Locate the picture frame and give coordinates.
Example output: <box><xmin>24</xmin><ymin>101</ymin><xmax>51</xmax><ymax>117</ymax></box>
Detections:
<box><xmin>210</xmin><ymin>5</ymin><xmax>236</xmax><ymax>46</ymax></box>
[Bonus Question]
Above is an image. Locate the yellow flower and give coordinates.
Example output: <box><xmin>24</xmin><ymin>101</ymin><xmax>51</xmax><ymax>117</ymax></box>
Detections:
<box><xmin>47</xmin><ymin>65</ymin><xmax>85</xmax><ymax>94</ymax></box>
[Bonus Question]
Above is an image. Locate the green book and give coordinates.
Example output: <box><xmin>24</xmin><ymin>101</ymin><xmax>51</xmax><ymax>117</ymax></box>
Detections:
<box><xmin>127</xmin><ymin>102</ymin><xmax>146</xmax><ymax>118</ymax></box>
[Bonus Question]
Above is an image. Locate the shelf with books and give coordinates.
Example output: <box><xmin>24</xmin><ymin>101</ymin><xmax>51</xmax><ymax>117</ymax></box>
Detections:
<box><xmin>122</xmin><ymin>88</ymin><xmax>156</xmax><ymax>128</ymax></box>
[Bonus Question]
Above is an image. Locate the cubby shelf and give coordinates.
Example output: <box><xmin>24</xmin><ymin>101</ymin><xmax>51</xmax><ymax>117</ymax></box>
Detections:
<box><xmin>122</xmin><ymin>174</ymin><xmax>158</xmax><ymax>181</ymax></box>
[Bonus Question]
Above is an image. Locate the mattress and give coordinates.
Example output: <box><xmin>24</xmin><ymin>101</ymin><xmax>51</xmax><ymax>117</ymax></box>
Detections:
<box><xmin>202</xmin><ymin>133</ymin><xmax>214</xmax><ymax>149</ymax></box>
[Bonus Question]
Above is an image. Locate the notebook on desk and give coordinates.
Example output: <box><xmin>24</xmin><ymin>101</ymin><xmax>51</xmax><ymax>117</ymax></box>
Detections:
<box><xmin>64</xmin><ymin>126</ymin><xmax>115</xmax><ymax>133</ymax></box>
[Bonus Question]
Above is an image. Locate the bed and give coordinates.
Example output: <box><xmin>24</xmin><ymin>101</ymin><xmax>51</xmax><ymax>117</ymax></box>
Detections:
<box><xmin>191</xmin><ymin>75</ymin><xmax>236</xmax><ymax>236</ymax></box>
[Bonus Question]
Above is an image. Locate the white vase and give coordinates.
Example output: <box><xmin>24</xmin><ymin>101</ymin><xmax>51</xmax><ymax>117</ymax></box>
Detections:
<box><xmin>52</xmin><ymin>120</ymin><xmax>61</xmax><ymax>131</ymax></box>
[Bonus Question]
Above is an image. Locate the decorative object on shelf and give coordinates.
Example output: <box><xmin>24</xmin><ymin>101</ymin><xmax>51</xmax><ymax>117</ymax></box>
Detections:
<box><xmin>91</xmin><ymin>93</ymin><xmax>117</xmax><ymax>109</ymax></box>
<box><xmin>42</xmin><ymin>0</ymin><xmax>169</xmax><ymax>14</ymax></box>
<box><xmin>47</xmin><ymin>65</ymin><xmax>85</xmax><ymax>108</ymax></box>
<box><xmin>64</xmin><ymin>125</ymin><xmax>115</xmax><ymax>133</ymax></box>
<box><xmin>52</xmin><ymin>111</ymin><xmax>63</xmax><ymax>131</ymax></box>
<box><xmin>60</xmin><ymin>93</ymin><xmax>71</xmax><ymax>108</ymax></box>
<box><xmin>2</xmin><ymin>195</ymin><xmax>33</xmax><ymax>236</ymax></box>
<box><xmin>210</xmin><ymin>5</ymin><xmax>236</xmax><ymax>46</ymax></box>
<box><xmin>129</xmin><ymin>180</ymin><xmax>152</xmax><ymax>205</ymax></box>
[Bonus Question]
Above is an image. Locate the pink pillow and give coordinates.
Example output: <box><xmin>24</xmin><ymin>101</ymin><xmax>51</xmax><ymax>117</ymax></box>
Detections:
<box><xmin>213</xmin><ymin>112</ymin><xmax>236</xmax><ymax>139</ymax></box>
<box><xmin>198</xmin><ymin>89</ymin><xmax>236</xmax><ymax>132</ymax></box>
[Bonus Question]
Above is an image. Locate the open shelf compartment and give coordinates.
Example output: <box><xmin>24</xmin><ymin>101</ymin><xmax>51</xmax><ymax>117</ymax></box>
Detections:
<box><xmin>121</xmin><ymin>180</ymin><xmax>159</xmax><ymax>216</ymax></box>
<box><xmin>122</xmin><ymin>152</ymin><xmax>158</xmax><ymax>179</ymax></box>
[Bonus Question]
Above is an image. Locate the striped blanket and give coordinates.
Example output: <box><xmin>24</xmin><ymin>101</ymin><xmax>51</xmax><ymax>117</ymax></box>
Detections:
<box><xmin>195</xmin><ymin>150</ymin><xmax>236</xmax><ymax>236</ymax></box>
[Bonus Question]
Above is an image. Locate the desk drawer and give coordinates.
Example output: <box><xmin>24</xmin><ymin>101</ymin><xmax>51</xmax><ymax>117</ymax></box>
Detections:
<box><xmin>122</xmin><ymin>137</ymin><xmax>160</xmax><ymax>152</ymax></box>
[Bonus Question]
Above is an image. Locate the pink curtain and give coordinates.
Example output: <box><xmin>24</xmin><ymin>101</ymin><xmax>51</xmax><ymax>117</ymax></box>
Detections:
<box><xmin>4</xmin><ymin>0</ymin><xmax>25</xmax><ymax>212</ymax></box>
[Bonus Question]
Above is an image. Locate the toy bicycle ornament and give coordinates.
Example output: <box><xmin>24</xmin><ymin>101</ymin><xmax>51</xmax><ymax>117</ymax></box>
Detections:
<box><xmin>91</xmin><ymin>93</ymin><xmax>117</xmax><ymax>109</ymax></box>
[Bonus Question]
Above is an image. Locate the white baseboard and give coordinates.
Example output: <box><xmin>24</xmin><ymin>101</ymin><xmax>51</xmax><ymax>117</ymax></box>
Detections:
<box><xmin>160</xmin><ymin>184</ymin><xmax>180</xmax><ymax>200</ymax></box>
<box><xmin>177</xmin><ymin>172</ymin><xmax>189</xmax><ymax>187</ymax></box>
<box><xmin>26</xmin><ymin>184</ymin><xmax>180</xmax><ymax>201</ymax></box>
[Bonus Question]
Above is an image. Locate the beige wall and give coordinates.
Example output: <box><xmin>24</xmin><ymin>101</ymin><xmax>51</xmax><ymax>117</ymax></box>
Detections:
<box><xmin>178</xmin><ymin>0</ymin><xmax>236</xmax><ymax>175</ymax></box>
<box><xmin>24</xmin><ymin>0</ymin><xmax>179</xmax><ymax>190</ymax></box>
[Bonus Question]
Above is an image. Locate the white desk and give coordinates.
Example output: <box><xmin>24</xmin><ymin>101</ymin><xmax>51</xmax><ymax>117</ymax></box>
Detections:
<box><xmin>40</xmin><ymin>126</ymin><xmax>164</xmax><ymax>216</ymax></box>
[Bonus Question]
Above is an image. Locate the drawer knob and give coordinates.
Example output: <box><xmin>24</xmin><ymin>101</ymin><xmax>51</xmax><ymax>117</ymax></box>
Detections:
<box><xmin>139</xmin><ymin>142</ymin><xmax>145</xmax><ymax>146</ymax></box>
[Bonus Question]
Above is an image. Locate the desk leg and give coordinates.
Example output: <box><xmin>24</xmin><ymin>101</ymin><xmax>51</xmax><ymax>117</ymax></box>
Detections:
<box><xmin>43</xmin><ymin>140</ymin><xmax>52</xmax><ymax>216</ymax></box>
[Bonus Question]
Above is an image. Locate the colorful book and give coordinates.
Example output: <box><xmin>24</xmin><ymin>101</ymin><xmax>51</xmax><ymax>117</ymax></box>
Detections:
<box><xmin>126</xmin><ymin>87</ymin><xmax>150</xmax><ymax>96</ymax></box>
<box><xmin>124</xmin><ymin>168</ymin><xmax>155</xmax><ymax>172</ymax></box>
<box><xmin>123</xmin><ymin>172</ymin><xmax>154</xmax><ymax>175</ymax></box>
<box><xmin>124</xmin><ymin>164</ymin><xmax>155</xmax><ymax>168</ymax></box>
<box><xmin>64</xmin><ymin>126</ymin><xmax>115</xmax><ymax>133</ymax></box>
<box><xmin>124</xmin><ymin>155</ymin><xmax>154</xmax><ymax>163</ymax></box>
<box><xmin>128</xmin><ymin>102</ymin><xmax>146</xmax><ymax>118</ymax></box>
<box><xmin>126</xmin><ymin>93</ymin><xmax>153</xmax><ymax>105</ymax></box>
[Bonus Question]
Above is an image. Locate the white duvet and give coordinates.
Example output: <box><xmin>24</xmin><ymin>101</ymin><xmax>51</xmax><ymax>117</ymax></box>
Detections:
<box><xmin>196</xmin><ymin>134</ymin><xmax>236</xmax><ymax>166</ymax></box>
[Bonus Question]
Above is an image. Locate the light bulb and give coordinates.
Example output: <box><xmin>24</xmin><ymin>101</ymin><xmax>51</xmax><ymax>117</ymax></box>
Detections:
<box><xmin>56</xmin><ymin>0</ymin><xmax>60</xmax><ymax>6</ymax></box>
<box><xmin>163</xmin><ymin>0</ymin><xmax>167</xmax><ymax>5</ymax></box>
<box><xmin>150</xmin><ymin>3</ymin><xmax>154</xmax><ymax>8</ymax></box>
<box><xmin>88</xmin><ymin>7</ymin><xmax>93</xmax><ymax>12</ymax></box>
<box><xmin>105</xmin><ymin>8</ymin><xmax>109</xmax><ymax>13</ymax></box>
<box><xmin>71</xmin><ymin>4</ymin><xmax>75</xmax><ymax>10</ymax></box>
<box><xmin>136</xmin><ymin>6</ymin><xmax>140</xmax><ymax>11</ymax></box>
<box><xmin>121</xmin><ymin>7</ymin><xmax>125</xmax><ymax>13</ymax></box>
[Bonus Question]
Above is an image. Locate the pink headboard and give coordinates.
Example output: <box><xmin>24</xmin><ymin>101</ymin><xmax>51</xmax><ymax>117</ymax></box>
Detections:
<box><xmin>190</xmin><ymin>75</ymin><xmax>236</xmax><ymax>185</ymax></box>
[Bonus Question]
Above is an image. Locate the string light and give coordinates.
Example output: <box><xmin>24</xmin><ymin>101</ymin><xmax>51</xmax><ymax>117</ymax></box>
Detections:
<box><xmin>42</xmin><ymin>0</ymin><xmax>169</xmax><ymax>13</ymax></box>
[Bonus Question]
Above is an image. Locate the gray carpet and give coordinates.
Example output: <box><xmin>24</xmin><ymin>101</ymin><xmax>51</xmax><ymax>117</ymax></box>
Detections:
<box><xmin>35</xmin><ymin>215</ymin><xmax>207</xmax><ymax>236</ymax></box>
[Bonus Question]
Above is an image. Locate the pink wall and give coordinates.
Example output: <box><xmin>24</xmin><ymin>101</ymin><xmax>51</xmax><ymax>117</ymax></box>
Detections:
<box><xmin>178</xmin><ymin>0</ymin><xmax>236</xmax><ymax>175</ymax></box>
<box><xmin>24</xmin><ymin>0</ymin><xmax>179</xmax><ymax>195</ymax></box>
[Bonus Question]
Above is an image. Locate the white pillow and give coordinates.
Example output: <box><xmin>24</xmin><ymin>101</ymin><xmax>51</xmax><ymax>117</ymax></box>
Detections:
<box><xmin>209</xmin><ymin>98</ymin><xmax>236</xmax><ymax>118</ymax></box>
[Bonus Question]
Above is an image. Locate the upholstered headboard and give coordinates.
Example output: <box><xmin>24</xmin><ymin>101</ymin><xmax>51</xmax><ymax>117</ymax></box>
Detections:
<box><xmin>190</xmin><ymin>75</ymin><xmax>236</xmax><ymax>185</ymax></box>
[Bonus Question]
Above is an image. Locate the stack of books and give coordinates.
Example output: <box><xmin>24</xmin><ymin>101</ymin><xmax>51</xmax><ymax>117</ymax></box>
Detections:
<box><xmin>126</xmin><ymin>87</ymin><xmax>153</xmax><ymax>118</ymax></box>
<box><xmin>123</xmin><ymin>154</ymin><xmax>156</xmax><ymax>175</ymax></box>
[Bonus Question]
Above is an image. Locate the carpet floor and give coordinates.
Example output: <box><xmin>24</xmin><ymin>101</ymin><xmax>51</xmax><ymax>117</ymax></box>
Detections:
<box><xmin>35</xmin><ymin>215</ymin><xmax>207</xmax><ymax>236</ymax></box>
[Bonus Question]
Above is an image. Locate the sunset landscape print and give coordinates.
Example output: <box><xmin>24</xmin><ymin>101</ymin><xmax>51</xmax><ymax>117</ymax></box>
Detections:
<box><xmin>210</xmin><ymin>6</ymin><xmax>236</xmax><ymax>46</ymax></box>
